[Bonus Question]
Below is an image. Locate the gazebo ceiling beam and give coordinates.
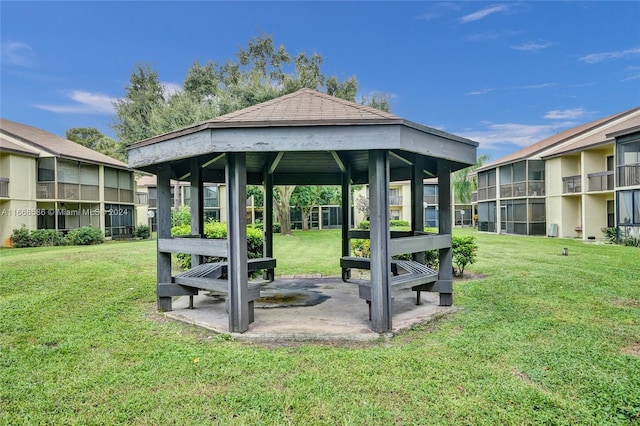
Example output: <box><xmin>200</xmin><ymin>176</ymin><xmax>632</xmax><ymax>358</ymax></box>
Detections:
<box><xmin>272</xmin><ymin>173</ymin><xmax>343</xmax><ymax>186</ymax></box>
<box><xmin>268</xmin><ymin>152</ymin><xmax>285</xmax><ymax>174</ymax></box>
<box><xmin>389</xmin><ymin>150</ymin><xmax>415</xmax><ymax>166</ymax></box>
<box><xmin>330</xmin><ymin>151</ymin><xmax>347</xmax><ymax>173</ymax></box>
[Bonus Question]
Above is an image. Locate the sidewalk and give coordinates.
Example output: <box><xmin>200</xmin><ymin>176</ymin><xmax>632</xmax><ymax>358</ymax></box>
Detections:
<box><xmin>164</xmin><ymin>277</ymin><xmax>454</xmax><ymax>342</ymax></box>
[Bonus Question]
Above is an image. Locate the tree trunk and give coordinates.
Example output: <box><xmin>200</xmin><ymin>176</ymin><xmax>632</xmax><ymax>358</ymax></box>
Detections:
<box><xmin>274</xmin><ymin>185</ymin><xmax>295</xmax><ymax>235</ymax></box>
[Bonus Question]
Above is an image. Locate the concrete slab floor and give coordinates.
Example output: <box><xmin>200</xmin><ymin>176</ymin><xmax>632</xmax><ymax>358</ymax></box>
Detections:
<box><xmin>164</xmin><ymin>277</ymin><xmax>455</xmax><ymax>343</ymax></box>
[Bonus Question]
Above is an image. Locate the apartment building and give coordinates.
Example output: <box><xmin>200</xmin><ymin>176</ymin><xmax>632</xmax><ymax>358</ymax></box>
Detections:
<box><xmin>0</xmin><ymin>119</ymin><xmax>135</xmax><ymax>246</ymax></box>
<box><xmin>474</xmin><ymin>107</ymin><xmax>640</xmax><ymax>239</ymax></box>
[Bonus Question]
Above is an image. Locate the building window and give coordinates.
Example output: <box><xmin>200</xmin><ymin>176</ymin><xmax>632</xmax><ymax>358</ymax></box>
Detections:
<box><xmin>477</xmin><ymin>170</ymin><xmax>496</xmax><ymax>200</ymax></box>
<box><xmin>478</xmin><ymin>201</ymin><xmax>496</xmax><ymax>232</ymax></box>
<box><xmin>617</xmin><ymin>139</ymin><xmax>640</xmax><ymax>187</ymax></box>
<box><xmin>423</xmin><ymin>184</ymin><xmax>438</xmax><ymax>205</ymax></box>
<box><xmin>104</xmin><ymin>204</ymin><xmax>134</xmax><ymax>237</ymax></box>
<box><xmin>425</xmin><ymin>206</ymin><xmax>438</xmax><ymax>228</ymax></box>
<box><xmin>618</xmin><ymin>190</ymin><xmax>640</xmax><ymax>225</ymax></box>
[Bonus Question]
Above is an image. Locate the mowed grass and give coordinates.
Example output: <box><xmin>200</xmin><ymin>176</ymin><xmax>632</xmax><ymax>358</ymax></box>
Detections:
<box><xmin>1</xmin><ymin>231</ymin><xmax>639</xmax><ymax>424</ymax></box>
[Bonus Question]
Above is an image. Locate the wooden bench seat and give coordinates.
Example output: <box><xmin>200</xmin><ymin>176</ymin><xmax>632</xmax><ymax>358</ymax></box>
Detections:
<box><xmin>341</xmin><ymin>256</ymin><xmax>439</xmax><ymax>319</ymax></box>
<box><xmin>172</xmin><ymin>257</ymin><xmax>277</xmax><ymax>323</ymax></box>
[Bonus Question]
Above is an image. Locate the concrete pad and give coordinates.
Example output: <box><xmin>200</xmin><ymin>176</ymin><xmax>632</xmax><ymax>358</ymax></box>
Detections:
<box><xmin>164</xmin><ymin>277</ymin><xmax>454</xmax><ymax>342</ymax></box>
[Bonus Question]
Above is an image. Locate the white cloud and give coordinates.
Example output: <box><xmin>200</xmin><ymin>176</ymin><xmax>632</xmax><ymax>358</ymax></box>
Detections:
<box><xmin>415</xmin><ymin>2</ymin><xmax>461</xmax><ymax>21</ymax></box>
<box><xmin>34</xmin><ymin>91</ymin><xmax>117</xmax><ymax>115</ymax></box>
<box><xmin>579</xmin><ymin>47</ymin><xmax>640</xmax><ymax>64</ymax></box>
<box><xmin>544</xmin><ymin>108</ymin><xmax>588</xmax><ymax>120</ymax></box>
<box><xmin>459</xmin><ymin>5</ymin><xmax>509</xmax><ymax>23</ymax></box>
<box><xmin>622</xmin><ymin>66</ymin><xmax>640</xmax><ymax>82</ymax></box>
<box><xmin>458</xmin><ymin>121</ymin><xmax>577</xmax><ymax>150</ymax></box>
<box><xmin>1</xmin><ymin>41</ymin><xmax>35</xmax><ymax>66</ymax></box>
<box><xmin>511</xmin><ymin>41</ymin><xmax>554</xmax><ymax>52</ymax></box>
<box><xmin>161</xmin><ymin>82</ymin><xmax>182</xmax><ymax>100</ymax></box>
<box><xmin>467</xmin><ymin>88</ymin><xmax>495</xmax><ymax>96</ymax></box>
<box><xmin>466</xmin><ymin>83</ymin><xmax>553</xmax><ymax>96</ymax></box>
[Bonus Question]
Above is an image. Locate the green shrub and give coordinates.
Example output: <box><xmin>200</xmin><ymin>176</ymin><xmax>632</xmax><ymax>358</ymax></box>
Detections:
<box><xmin>357</xmin><ymin>220</ymin><xmax>410</xmax><ymax>230</ymax></box>
<box><xmin>133</xmin><ymin>225</ymin><xmax>151</xmax><ymax>239</ymax></box>
<box><xmin>452</xmin><ymin>235</ymin><xmax>478</xmax><ymax>277</ymax></box>
<box><xmin>171</xmin><ymin>205</ymin><xmax>191</xmax><ymax>227</ymax></box>
<box><xmin>170</xmin><ymin>220</ymin><xmax>265</xmax><ymax>270</ymax></box>
<box><xmin>31</xmin><ymin>229</ymin><xmax>65</xmax><ymax>246</ymax></box>
<box><xmin>390</xmin><ymin>219</ymin><xmax>410</xmax><ymax>228</ymax></box>
<box><xmin>65</xmin><ymin>226</ymin><xmax>104</xmax><ymax>245</ymax></box>
<box><xmin>10</xmin><ymin>225</ymin><xmax>34</xmax><ymax>248</ymax></box>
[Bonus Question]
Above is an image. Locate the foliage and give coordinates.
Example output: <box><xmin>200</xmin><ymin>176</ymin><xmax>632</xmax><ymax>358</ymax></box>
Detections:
<box><xmin>171</xmin><ymin>205</ymin><xmax>191</xmax><ymax>227</ymax></box>
<box><xmin>2</xmin><ymin>230</ymin><xmax>640</xmax><ymax>424</ymax></box>
<box><xmin>64</xmin><ymin>226</ymin><xmax>105</xmax><ymax>245</ymax></box>
<box><xmin>133</xmin><ymin>225</ymin><xmax>151</xmax><ymax>239</ymax></box>
<box><xmin>247</xmin><ymin>185</ymin><xmax>264</xmax><ymax>207</ymax></box>
<box><xmin>11</xmin><ymin>226</ymin><xmax>66</xmax><ymax>248</ymax></box>
<box><xmin>10</xmin><ymin>225</ymin><xmax>34</xmax><ymax>248</ymax></box>
<box><xmin>251</xmin><ymin>222</ymin><xmax>281</xmax><ymax>233</ymax></box>
<box><xmin>170</xmin><ymin>221</ymin><xmax>264</xmax><ymax>270</ymax></box>
<box><xmin>65</xmin><ymin>127</ymin><xmax>126</xmax><ymax>162</ymax></box>
<box><xmin>354</xmin><ymin>194</ymin><xmax>369</xmax><ymax>220</ymax></box>
<box><xmin>452</xmin><ymin>154</ymin><xmax>491</xmax><ymax>204</ymax></box>
<box><xmin>452</xmin><ymin>235</ymin><xmax>478</xmax><ymax>277</ymax></box>
<box><xmin>30</xmin><ymin>229</ymin><xmax>66</xmax><ymax>247</ymax></box>
<box><xmin>359</xmin><ymin>92</ymin><xmax>392</xmax><ymax>112</ymax></box>
<box><xmin>290</xmin><ymin>185</ymin><xmax>341</xmax><ymax>230</ymax></box>
<box><xmin>605</xmin><ymin>226</ymin><xmax>640</xmax><ymax>247</ymax></box>
<box><xmin>357</xmin><ymin>219</ymin><xmax>410</xmax><ymax>230</ymax></box>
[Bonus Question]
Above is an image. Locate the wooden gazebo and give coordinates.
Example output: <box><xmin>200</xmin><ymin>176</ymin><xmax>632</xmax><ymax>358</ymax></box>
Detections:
<box><xmin>127</xmin><ymin>89</ymin><xmax>477</xmax><ymax>334</ymax></box>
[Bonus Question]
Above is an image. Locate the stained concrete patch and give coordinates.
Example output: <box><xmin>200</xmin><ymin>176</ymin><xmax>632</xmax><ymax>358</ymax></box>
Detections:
<box><xmin>165</xmin><ymin>277</ymin><xmax>454</xmax><ymax>342</ymax></box>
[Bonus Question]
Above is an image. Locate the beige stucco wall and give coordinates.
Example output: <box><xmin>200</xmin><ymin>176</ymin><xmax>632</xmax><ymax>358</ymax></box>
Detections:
<box><xmin>583</xmin><ymin>193</ymin><xmax>611</xmax><ymax>239</ymax></box>
<box><xmin>0</xmin><ymin>153</ymin><xmax>38</xmax><ymax>246</ymax></box>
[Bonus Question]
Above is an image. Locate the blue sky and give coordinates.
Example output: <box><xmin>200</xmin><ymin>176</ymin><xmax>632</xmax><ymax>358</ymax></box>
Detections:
<box><xmin>2</xmin><ymin>1</ymin><xmax>639</xmax><ymax>161</ymax></box>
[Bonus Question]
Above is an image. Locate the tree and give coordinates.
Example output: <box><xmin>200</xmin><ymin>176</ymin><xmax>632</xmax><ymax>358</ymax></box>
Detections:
<box><xmin>291</xmin><ymin>186</ymin><xmax>341</xmax><ymax>230</ymax></box>
<box><xmin>452</xmin><ymin>154</ymin><xmax>491</xmax><ymax>204</ymax></box>
<box><xmin>65</xmin><ymin>127</ymin><xmax>126</xmax><ymax>162</ymax></box>
<box><xmin>112</xmin><ymin>34</ymin><xmax>392</xmax><ymax>234</ymax></box>
<box><xmin>273</xmin><ymin>186</ymin><xmax>295</xmax><ymax>235</ymax></box>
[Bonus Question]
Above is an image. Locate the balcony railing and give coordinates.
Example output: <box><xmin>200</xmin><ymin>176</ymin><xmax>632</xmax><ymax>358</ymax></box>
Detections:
<box><xmin>423</xmin><ymin>195</ymin><xmax>438</xmax><ymax>205</ymax></box>
<box><xmin>37</xmin><ymin>182</ymin><xmax>55</xmax><ymax>199</ymax></box>
<box><xmin>136</xmin><ymin>192</ymin><xmax>149</xmax><ymax>205</ymax></box>
<box><xmin>587</xmin><ymin>171</ymin><xmax>614</xmax><ymax>192</ymax></box>
<box><xmin>104</xmin><ymin>187</ymin><xmax>119</xmax><ymax>202</ymax></box>
<box><xmin>80</xmin><ymin>184</ymin><xmax>99</xmax><ymax>200</ymax></box>
<box><xmin>389</xmin><ymin>195</ymin><xmax>403</xmax><ymax>205</ymax></box>
<box><xmin>119</xmin><ymin>189</ymin><xmax>134</xmax><ymax>203</ymax></box>
<box><xmin>528</xmin><ymin>181</ymin><xmax>545</xmax><ymax>196</ymax></box>
<box><xmin>0</xmin><ymin>179</ymin><xmax>8</xmax><ymax>198</ymax></box>
<box><xmin>148</xmin><ymin>198</ymin><xmax>157</xmax><ymax>208</ymax></box>
<box><xmin>562</xmin><ymin>175</ymin><xmax>582</xmax><ymax>194</ymax></box>
<box><xmin>617</xmin><ymin>163</ymin><xmax>640</xmax><ymax>187</ymax></box>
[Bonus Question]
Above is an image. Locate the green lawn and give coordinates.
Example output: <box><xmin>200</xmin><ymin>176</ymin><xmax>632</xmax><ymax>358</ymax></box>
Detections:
<box><xmin>1</xmin><ymin>231</ymin><xmax>639</xmax><ymax>424</ymax></box>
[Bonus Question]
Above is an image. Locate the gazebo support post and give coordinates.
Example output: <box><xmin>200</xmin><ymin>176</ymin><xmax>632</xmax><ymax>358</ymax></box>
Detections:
<box><xmin>190</xmin><ymin>159</ymin><xmax>204</xmax><ymax>264</ymax></box>
<box><xmin>411</xmin><ymin>155</ymin><xmax>426</xmax><ymax>264</ymax></box>
<box><xmin>226</xmin><ymin>152</ymin><xmax>249</xmax><ymax>332</ymax></box>
<box><xmin>341</xmin><ymin>162</ymin><xmax>351</xmax><ymax>279</ymax></box>
<box><xmin>263</xmin><ymin>166</ymin><xmax>274</xmax><ymax>280</ymax></box>
<box><xmin>437</xmin><ymin>160</ymin><xmax>453</xmax><ymax>306</ymax></box>
<box><xmin>156</xmin><ymin>163</ymin><xmax>173</xmax><ymax>312</ymax></box>
<box><xmin>369</xmin><ymin>150</ymin><xmax>392</xmax><ymax>333</ymax></box>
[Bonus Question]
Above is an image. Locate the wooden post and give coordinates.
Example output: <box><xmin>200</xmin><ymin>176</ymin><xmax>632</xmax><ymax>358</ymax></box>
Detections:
<box><xmin>341</xmin><ymin>162</ymin><xmax>351</xmax><ymax>280</ymax></box>
<box><xmin>157</xmin><ymin>163</ymin><xmax>173</xmax><ymax>311</ymax></box>
<box><xmin>226</xmin><ymin>153</ymin><xmax>249</xmax><ymax>332</ymax></box>
<box><xmin>437</xmin><ymin>160</ymin><xmax>453</xmax><ymax>306</ymax></box>
<box><xmin>263</xmin><ymin>165</ymin><xmax>274</xmax><ymax>280</ymax></box>
<box><xmin>190</xmin><ymin>158</ymin><xmax>204</xmax><ymax>267</ymax></box>
<box><xmin>369</xmin><ymin>150</ymin><xmax>392</xmax><ymax>333</ymax></box>
<box><xmin>411</xmin><ymin>155</ymin><xmax>426</xmax><ymax>264</ymax></box>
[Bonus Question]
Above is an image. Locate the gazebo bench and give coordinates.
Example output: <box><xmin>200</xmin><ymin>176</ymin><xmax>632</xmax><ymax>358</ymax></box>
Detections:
<box><xmin>341</xmin><ymin>257</ymin><xmax>438</xmax><ymax>319</ymax></box>
<box><xmin>172</xmin><ymin>257</ymin><xmax>277</xmax><ymax>323</ymax></box>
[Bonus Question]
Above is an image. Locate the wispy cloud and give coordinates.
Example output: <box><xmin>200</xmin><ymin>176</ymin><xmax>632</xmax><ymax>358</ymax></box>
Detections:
<box><xmin>622</xmin><ymin>66</ymin><xmax>640</xmax><ymax>82</ymax></box>
<box><xmin>579</xmin><ymin>47</ymin><xmax>640</xmax><ymax>64</ymax></box>
<box><xmin>458</xmin><ymin>121</ymin><xmax>576</xmax><ymax>150</ymax></box>
<box><xmin>511</xmin><ymin>41</ymin><xmax>554</xmax><ymax>52</ymax></box>
<box><xmin>34</xmin><ymin>91</ymin><xmax>117</xmax><ymax>115</ymax></box>
<box><xmin>459</xmin><ymin>4</ymin><xmax>509</xmax><ymax>24</ymax></box>
<box><xmin>544</xmin><ymin>108</ymin><xmax>588</xmax><ymax>120</ymax></box>
<box><xmin>1</xmin><ymin>41</ymin><xmax>35</xmax><ymax>67</ymax></box>
<box><xmin>467</xmin><ymin>82</ymin><xmax>554</xmax><ymax>96</ymax></box>
<box><xmin>415</xmin><ymin>2</ymin><xmax>461</xmax><ymax>21</ymax></box>
<box><xmin>161</xmin><ymin>82</ymin><xmax>182</xmax><ymax>100</ymax></box>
